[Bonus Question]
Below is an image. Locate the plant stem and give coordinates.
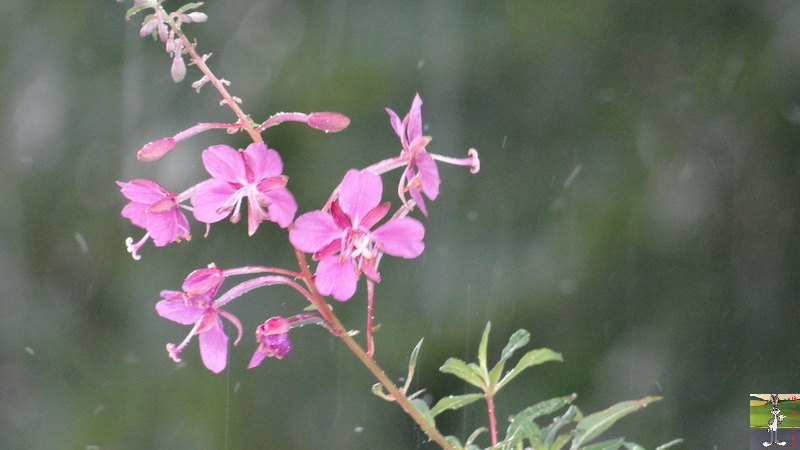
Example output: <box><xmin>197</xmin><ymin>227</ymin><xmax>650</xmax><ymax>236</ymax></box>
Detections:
<box><xmin>161</xmin><ymin>7</ymin><xmax>263</xmax><ymax>144</ymax></box>
<box><xmin>487</xmin><ymin>394</ymin><xmax>498</xmax><ymax>447</ymax></box>
<box><xmin>292</xmin><ymin>247</ymin><xmax>453</xmax><ymax>449</ymax></box>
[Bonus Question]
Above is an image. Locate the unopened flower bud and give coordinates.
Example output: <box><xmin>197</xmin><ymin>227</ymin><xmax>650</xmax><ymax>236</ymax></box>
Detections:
<box><xmin>137</xmin><ymin>137</ymin><xmax>176</xmax><ymax>162</ymax></box>
<box><xmin>186</xmin><ymin>12</ymin><xmax>208</xmax><ymax>23</ymax></box>
<box><xmin>171</xmin><ymin>52</ymin><xmax>186</xmax><ymax>83</ymax></box>
<box><xmin>307</xmin><ymin>112</ymin><xmax>350</xmax><ymax>133</ymax></box>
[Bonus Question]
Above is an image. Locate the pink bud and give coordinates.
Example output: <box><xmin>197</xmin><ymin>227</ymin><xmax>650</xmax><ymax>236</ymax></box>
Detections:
<box><xmin>171</xmin><ymin>52</ymin><xmax>186</xmax><ymax>83</ymax></box>
<box><xmin>186</xmin><ymin>12</ymin><xmax>208</xmax><ymax>23</ymax></box>
<box><xmin>307</xmin><ymin>112</ymin><xmax>350</xmax><ymax>133</ymax></box>
<box><xmin>137</xmin><ymin>137</ymin><xmax>176</xmax><ymax>162</ymax></box>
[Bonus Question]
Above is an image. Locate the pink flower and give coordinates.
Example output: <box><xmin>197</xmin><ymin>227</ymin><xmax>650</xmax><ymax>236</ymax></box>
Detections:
<box><xmin>290</xmin><ymin>169</ymin><xmax>425</xmax><ymax>301</ymax></box>
<box><xmin>191</xmin><ymin>143</ymin><xmax>297</xmax><ymax>235</ymax></box>
<box><xmin>156</xmin><ymin>266</ymin><xmax>243</xmax><ymax>373</ymax></box>
<box><xmin>383</xmin><ymin>94</ymin><xmax>480</xmax><ymax>215</ymax></box>
<box><xmin>118</xmin><ymin>179</ymin><xmax>190</xmax><ymax>260</ymax></box>
<box><xmin>386</xmin><ymin>93</ymin><xmax>439</xmax><ymax>215</ymax></box>
<box><xmin>247</xmin><ymin>316</ymin><xmax>292</xmax><ymax>369</ymax></box>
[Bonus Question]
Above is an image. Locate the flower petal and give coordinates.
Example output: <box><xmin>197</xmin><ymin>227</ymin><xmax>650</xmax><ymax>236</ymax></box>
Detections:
<box><xmin>155</xmin><ymin>298</ymin><xmax>204</xmax><ymax>325</ymax></box>
<box><xmin>242</xmin><ymin>143</ymin><xmax>283</xmax><ymax>180</ymax></box>
<box><xmin>191</xmin><ymin>179</ymin><xmax>238</xmax><ymax>223</ymax></box>
<box><xmin>406</xmin><ymin>93</ymin><xmax>423</xmax><ymax>144</ymax></box>
<box><xmin>263</xmin><ymin>187</ymin><xmax>298</xmax><ymax>228</ymax></box>
<box><xmin>198</xmin><ymin>317</ymin><xmax>228</xmax><ymax>373</ymax></box>
<box><xmin>202</xmin><ymin>145</ymin><xmax>246</xmax><ymax>184</ymax></box>
<box><xmin>371</xmin><ymin>217</ymin><xmax>425</xmax><ymax>258</ymax></box>
<box><xmin>415</xmin><ymin>151</ymin><xmax>440</xmax><ymax>200</ymax></box>
<box><xmin>338</xmin><ymin>169</ymin><xmax>382</xmax><ymax>222</ymax></box>
<box><xmin>316</xmin><ymin>255</ymin><xmax>358</xmax><ymax>301</ymax></box>
<box><xmin>290</xmin><ymin>211</ymin><xmax>341</xmax><ymax>253</ymax></box>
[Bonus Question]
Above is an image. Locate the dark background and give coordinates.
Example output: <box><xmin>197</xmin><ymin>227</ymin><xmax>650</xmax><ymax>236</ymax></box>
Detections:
<box><xmin>2</xmin><ymin>0</ymin><xmax>797</xmax><ymax>448</ymax></box>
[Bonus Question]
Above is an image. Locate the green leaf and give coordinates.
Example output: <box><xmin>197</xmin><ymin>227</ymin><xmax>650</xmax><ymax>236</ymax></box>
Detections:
<box><xmin>411</xmin><ymin>398</ymin><xmax>436</xmax><ymax>428</ymax></box>
<box><xmin>465</xmin><ymin>427</ymin><xmax>488</xmax><ymax>447</ymax></box>
<box><xmin>543</xmin><ymin>405</ymin><xmax>579</xmax><ymax>444</ymax></box>
<box><xmin>429</xmin><ymin>393</ymin><xmax>484</xmax><ymax>417</ymax></box>
<box><xmin>478</xmin><ymin>322</ymin><xmax>492</xmax><ymax>374</ymax></box>
<box><xmin>175</xmin><ymin>2</ymin><xmax>204</xmax><ymax>14</ymax></box>
<box><xmin>125</xmin><ymin>5</ymin><xmax>148</xmax><ymax>19</ymax></box>
<box><xmin>572</xmin><ymin>396</ymin><xmax>662</xmax><ymax>448</ymax></box>
<box><xmin>654</xmin><ymin>438</ymin><xmax>684</xmax><ymax>450</ymax></box>
<box><xmin>444</xmin><ymin>435</ymin><xmax>464</xmax><ymax>450</ymax></box>
<box><xmin>580</xmin><ymin>437</ymin><xmax>624</xmax><ymax>450</ymax></box>
<box><xmin>515</xmin><ymin>394</ymin><xmax>577</xmax><ymax>422</ymax></box>
<box><xmin>622</xmin><ymin>441</ymin><xmax>645</xmax><ymax>450</ymax></box>
<box><xmin>487</xmin><ymin>359</ymin><xmax>506</xmax><ymax>391</ymax></box>
<box><xmin>401</xmin><ymin>338</ymin><xmax>424</xmax><ymax>393</ymax></box>
<box><xmin>440</xmin><ymin>357</ymin><xmax>487</xmax><ymax>389</ymax></box>
<box><xmin>505</xmin><ymin>414</ymin><xmax>542</xmax><ymax>443</ymax></box>
<box><xmin>551</xmin><ymin>432</ymin><xmax>574</xmax><ymax>450</ymax></box>
<box><xmin>500</xmin><ymin>329</ymin><xmax>530</xmax><ymax>362</ymax></box>
<box><xmin>496</xmin><ymin>348</ymin><xmax>563</xmax><ymax>391</ymax></box>
<box><xmin>371</xmin><ymin>382</ymin><xmax>393</xmax><ymax>401</ymax></box>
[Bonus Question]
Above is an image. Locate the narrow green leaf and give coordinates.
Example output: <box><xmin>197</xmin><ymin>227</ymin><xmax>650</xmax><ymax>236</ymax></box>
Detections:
<box><xmin>175</xmin><ymin>2</ymin><xmax>203</xmax><ymax>14</ymax></box>
<box><xmin>411</xmin><ymin>398</ymin><xmax>436</xmax><ymax>428</ymax></box>
<box><xmin>487</xmin><ymin>359</ymin><xmax>506</xmax><ymax>391</ymax></box>
<box><xmin>551</xmin><ymin>432</ymin><xmax>574</xmax><ymax>450</ymax></box>
<box><xmin>496</xmin><ymin>348</ymin><xmax>563</xmax><ymax>391</ymax></box>
<box><xmin>515</xmin><ymin>394</ymin><xmax>577</xmax><ymax>422</ymax></box>
<box><xmin>444</xmin><ymin>435</ymin><xmax>464</xmax><ymax>450</ymax></box>
<box><xmin>402</xmin><ymin>338</ymin><xmax>424</xmax><ymax>393</ymax></box>
<box><xmin>371</xmin><ymin>382</ymin><xmax>394</xmax><ymax>401</ymax></box>
<box><xmin>500</xmin><ymin>329</ymin><xmax>530</xmax><ymax>362</ymax></box>
<box><xmin>440</xmin><ymin>357</ymin><xmax>487</xmax><ymax>389</ymax></box>
<box><xmin>125</xmin><ymin>6</ymin><xmax>148</xmax><ymax>19</ymax></box>
<box><xmin>622</xmin><ymin>441</ymin><xmax>645</xmax><ymax>450</ymax></box>
<box><xmin>465</xmin><ymin>427</ymin><xmax>488</xmax><ymax>447</ymax></box>
<box><xmin>572</xmin><ymin>396</ymin><xmax>662</xmax><ymax>448</ymax></box>
<box><xmin>478</xmin><ymin>322</ymin><xmax>492</xmax><ymax>373</ymax></box>
<box><xmin>429</xmin><ymin>393</ymin><xmax>484</xmax><ymax>417</ymax></box>
<box><xmin>505</xmin><ymin>414</ymin><xmax>542</xmax><ymax>443</ymax></box>
<box><xmin>580</xmin><ymin>437</ymin><xmax>624</xmax><ymax>450</ymax></box>
<box><xmin>653</xmin><ymin>438</ymin><xmax>683</xmax><ymax>450</ymax></box>
<box><xmin>543</xmin><ymin>405</ymin><xmax>579</xmax><ymax>444</ymax></box>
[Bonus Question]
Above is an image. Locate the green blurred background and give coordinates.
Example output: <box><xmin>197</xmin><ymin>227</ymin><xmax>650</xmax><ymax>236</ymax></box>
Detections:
<box><xmin>2</xmin><ymin>0</ymin><xmax>797</xmax><ymax>448</ymax></box>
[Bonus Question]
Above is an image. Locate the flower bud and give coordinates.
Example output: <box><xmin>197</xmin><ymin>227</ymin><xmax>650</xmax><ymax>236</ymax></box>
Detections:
<box><xmin>137</xmin><ymin>137</ymin><xmax>176</xmax><ymax>162</ymax></box>
<box><xmin>186</xmin><ymin>12</ymin><xmax>208</xmax><ymax>23</ymax></box>
<box><xmin>171</xmin><ymin>52</ymin><xmax>186</xmax><ymax>83</ymax></box>
<box><xmin>307</xmin><ymin>112</ymin><xmax>350</xmax><ymax>133</ymax></box>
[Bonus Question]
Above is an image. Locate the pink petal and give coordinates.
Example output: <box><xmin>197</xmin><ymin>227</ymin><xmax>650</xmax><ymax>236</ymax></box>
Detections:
<box><xmin>202</xmin><ymin>145</ymin><xmax>246</xmax><ymax>184</ymax></box>
<box><xmin>248</xmin><ymin>347</ymin><xmax>267</xmax><ymax>369</ymax></box>
<box><xmin>147</xmin><ymin>209</ymin><xmax>190</xmax><ymax>246</ymax></box>
<box><xmin>118</xmin><ymin>179</ymin><xmax>169</xmax><ymax>204</ymax></box>
<box><xmin>407</xmin><ymin>93</ymin><xmax>423</xmax><ymax>143</ymax></box>
<box><xmin>155</xmin><ymin>298</ymin><xmax>204</xmax><ymax>325</ymax></box>
<box><xmin>242</xmin><ymin>144</ymin><xmax>283</xmax><ymax>180</ymax></box>
<box><xmin>385</xmin><ymin>108</ymin><xmax>405</xmax><ymax>144</ymax></box>
<box><xmin>191</xmin><ymin>179</ymin><xmax>238</xmax><ymax>223</ymax></box>
<box><xmin>415</xmin><ymin>151</ymin><xmax>440</xmax><ymax>200</ymax></box>
<box><xmin>408</xmin><ymin>184</ymin><xmax>428</xmax><ymax>217</ymax></box>
<box><xmin>316</xmin><ymin>256</ymin><xmax>358</xmax><ymax>301</ymax></box>
<box><xmin>199</xmin><ymin>317</ymin><xmax>228</xmax><ymax>373</ymax></box>
<box><xmin>263</xmin><ymin>187</ymin><xmax>298</xmax><ymax>228</ymax></box>
<box><xmin>338</xmin><ymin>170</ymin><xmax>382</xmax><ymax>222</ymax></box>
<box><xmin>289</xmin><ymin>211</ymin><xmax>341</xmax><ymax>253</ymax></box>
<box><xmin>371</xmin><ymin>217</ymin><xmax>425</xmax><ymax>258</ymax></box>
<box><xmin>360</xmin><ymin>202</ymin><xmax>390</xmax><ymax>230</ymax></box>
<box><xmin>121</xmin><ymin>202</ymin><xmax>149</xmax><ymax>228</ymax></box>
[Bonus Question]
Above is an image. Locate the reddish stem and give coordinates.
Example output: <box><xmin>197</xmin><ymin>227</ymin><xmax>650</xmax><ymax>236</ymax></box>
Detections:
<box><xmin>487</xmin><ymin>394</ymin><xmax>498</xmax><ymax>447</ymax></box>
<box><xmin>366</xmin><ymin>280</ymin><xmax>375</xmax><ymax>357</ymax></box>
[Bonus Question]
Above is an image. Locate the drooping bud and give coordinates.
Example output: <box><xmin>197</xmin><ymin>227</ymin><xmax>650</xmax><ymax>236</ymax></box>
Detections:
<box><xmin>307</xmin><ymin>112</ymin><xmax>351</xmax><ymax>133</ymax></box>
<box><xmin>137</xmin><ymin>137</ymin><xmax>176</xmax><ymax>162</ymax></box>
<box><xmin>171</xmin><ymin>51</ymin><xmax>186</xmax><ymax>83</ymax></box>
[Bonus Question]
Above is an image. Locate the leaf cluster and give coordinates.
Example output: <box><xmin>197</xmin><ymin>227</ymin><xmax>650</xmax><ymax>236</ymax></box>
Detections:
<box><xmin>379</xmin><ymin>323</ymin><xmax>682</xmax><ymax>450</ymax></box>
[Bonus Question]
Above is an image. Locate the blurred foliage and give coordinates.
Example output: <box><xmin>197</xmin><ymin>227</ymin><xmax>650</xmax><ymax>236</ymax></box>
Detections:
<box><xmin>2</xmin><ymin>0</ymin><xmax>799</xmax><ymax>448</ymax></box>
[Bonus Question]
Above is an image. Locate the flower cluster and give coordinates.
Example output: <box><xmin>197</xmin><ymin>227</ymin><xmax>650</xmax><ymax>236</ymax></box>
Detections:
<box><xmin>119</xmin><ymin>0</ymin><xmax>478</xmax><ymax>375</ymax></box>
<box><xmin>119</xmin><ymin>87</ymin><xmax>479</xmax><ymax>370</ymax></box>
